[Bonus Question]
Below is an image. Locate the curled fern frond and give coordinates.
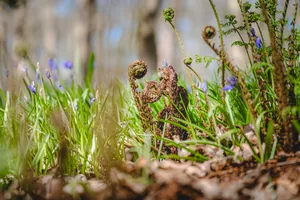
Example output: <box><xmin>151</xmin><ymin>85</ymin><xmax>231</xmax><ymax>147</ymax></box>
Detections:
<box><xmin>141</xmin><ymin>81</ymin><xmax>162</xmax><ymax>104</ymax></box>
<box><xmin>203</xmin><ymin>26</ymin><xmax>216</xmax><ymax>40</ymax></box>
<box><xmin>128</xmin><ymin>60</ymin><xmax>147</xmax><ymax>80</ymax></box>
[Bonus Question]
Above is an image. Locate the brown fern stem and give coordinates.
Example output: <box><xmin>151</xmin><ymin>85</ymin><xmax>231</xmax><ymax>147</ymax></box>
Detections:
<box><xmin>202</xmin><ymin>31</ymin><xmax>257</xmax><ymax>124</ymax></box>
<box><xmin>208</xmin><ymin>0</ymin><xmax>226</xmax><ymax>98</ymax></box>
<box><xmin>286</xmin><ymin>1</ymin><xmax>298</xmax><ymax>109</ymax></box>
<box><xmin>259</xmin><ymin>0</ymin><xmax>292</xmax><ymax>152</ymax></box>
<box><xmin>288</xmin><ymin>1</ymin><xmax>298</xmax><ymax>70</ymax></box>
<box><xmin>237</xmin><ymin>0</ymin><xmax>256</xmax><ymax>61</ymax></box>
<box><xmin>279</xmin><ymin>0</ymin><xmax>290</xmax><ymax>49</ymax></box>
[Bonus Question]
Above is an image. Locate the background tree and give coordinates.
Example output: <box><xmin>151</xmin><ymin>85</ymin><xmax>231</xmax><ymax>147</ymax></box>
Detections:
<box><xmin>0</xmin><ymin>2</ymin><xmax>9</xmax><ymax>89</ymax></box>
<box><xmin>43</xmin><ymin>0</ymin><xmax>57</xmax><ymax>59</ymax></box>
<box><xmin>137</xmin><ymin>0</ymin><xmax>162</xmax><ymax>74</ymax></box>
<box><xmin>12</xmin><ymin>0</ymin><xmax>27</xmax><ymax>62</ymax></box>
<box><xmin>74</xmin><ymin>0</ymin><xmax>96</xmax><ymax>82</ymax></box>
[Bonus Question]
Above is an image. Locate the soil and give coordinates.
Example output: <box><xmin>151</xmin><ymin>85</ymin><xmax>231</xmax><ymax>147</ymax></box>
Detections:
<box><xmin>1</xmin><ymin>151</ymin><xmax>300</xmax><ymax>200</ymax></box>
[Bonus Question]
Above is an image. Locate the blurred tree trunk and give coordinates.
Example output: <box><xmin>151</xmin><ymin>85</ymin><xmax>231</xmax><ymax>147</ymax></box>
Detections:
<box><xmin>156</xmin><ymin>20</ymin><xmax>174</xmax><ymax>69</ymax></box>
<box><xmin>74</xmin><ymin>0</ymin><xmax>96</xmax><ymax>82</ymax></box>
<box><xmin>12</xmin><ymin>0</ymin><xmax>27</xmax><ymax>62</ymax></box>
<box><xmin>43</xmin><ymin>0</ymin><xmax>56</xmax><ymax>58</ymax></box>
<box><xmin>137</xmin><ymin>0</ymin><xmax>162</xmax><ymax>74</ymax></box>
<box><xmin>95</xmin><ymin>12</ymin><xmax>104</xmax><ymax>82</ymax></box>
<box><xmin>0</xmin><ymin>3</ymin><xmax>8</xmax><ymax>89</ymax></box>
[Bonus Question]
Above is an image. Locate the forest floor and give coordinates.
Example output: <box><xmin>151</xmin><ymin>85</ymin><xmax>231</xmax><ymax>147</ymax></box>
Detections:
<box><xmin>2</xmin><ymin>151</ymin><xmax>300</xmax><ymax>200</ymax></box>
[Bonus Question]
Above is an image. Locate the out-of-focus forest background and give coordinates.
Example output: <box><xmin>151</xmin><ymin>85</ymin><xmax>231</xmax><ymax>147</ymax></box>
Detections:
<box><xmin>0</xmin><ymin>0</ymin><xmax>299</xmax><ymax>87</ymax></box>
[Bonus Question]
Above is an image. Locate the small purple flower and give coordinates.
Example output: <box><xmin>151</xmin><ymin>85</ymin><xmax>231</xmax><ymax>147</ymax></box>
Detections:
<box><xmin>89</xmin><ymin>97</ymin><xmax>96</xmax><ymax>105</ymax></box>
<box><xmin>28</xmin><ymin>81</ymin><xmax>36</xmax><ymax>94</ymax></box>
<box><xmin>256</xmin><ymin>37</ymin><xmax>262</xmax><ymax>49</ymax></box>
<box><xmin>45</xmin><ymin>70</ymin><xmax>51</xmax><ymax>79</ymax></box>
<box><xmin>162</xmin><ymin>59</ymin><xmax>168</xmax><ymax>67</ymax></box>
<box><xmin>250</xmin><ymin>27</ymin><xmax>256</xmax><ymax>37</ymax></box>
<box><xmin>57</xmin><ymin>82</ymin><xmax>65</xmax><ymax>91</ymax></box>
<box><xmin>223</xmin><ymin>84</ymin><xmax>235</xmax><ymax>91</ymax></box>
<box><xmin>63</xmin><ymin>61</ymin><xmax>73</xmax><ymax>70</ymax></box>
<box><xmin>228</xmin><ymin>76</ymin><xmax>237</xmax><ymax>85</ymax></box>
<box><xmin>48</xmin><ymin>58</ymin><xmax>57</xmax><ymax>71</ymax></box>
<box><xmin>186</xmin><ymin>85</ymin><xmax>192</xmax><ymax>93</ymax></box>
<box><xmin>287</xmin><ymin>17</ymin><xmax>293</xmax><ymax>31</ymax></box>
<box><xmin>223</xmin><ymin>76</ymin><xmax>237</xmax><ymax>91</ymax></box>
<box><xmin>36</xmin><ymin>71</ymin><xmax>40</xmax><ymax>80</ymax></box>
<box><xmin>199</xmin><ymin>81</ymin><xmax>207</xmax><ymax>93</ymax></box>
<box><xmin>36</xmin><ymin>68</ymin><xmax>40</xmax><ymax>81</ymax></box>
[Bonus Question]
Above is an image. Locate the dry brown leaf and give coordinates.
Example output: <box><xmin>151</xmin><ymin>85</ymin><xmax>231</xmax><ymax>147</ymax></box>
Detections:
<box><xmin>192</xmin><ymin>179</ymin><xmax>221</xmax><ymax>199</ymax></box>
<box><xmin>276</xmin><ymin>179</ymin><xmax>299</xmax><ymax>196</ymax></box>
<box><xmin>185</xmin><ymin>166</ymin><xmax>207</xmax><ymax>178</ymax></box>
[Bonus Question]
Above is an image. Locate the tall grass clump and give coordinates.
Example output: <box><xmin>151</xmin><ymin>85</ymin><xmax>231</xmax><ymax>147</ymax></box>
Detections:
<box><xmin>0</xmin><ymin>55</ymin><xmax>126</xmax><ymax>188</ymax></box>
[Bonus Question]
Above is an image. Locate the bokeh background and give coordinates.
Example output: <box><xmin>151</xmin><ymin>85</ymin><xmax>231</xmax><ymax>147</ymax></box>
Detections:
<box><xmin>0</xmin><ymin>0</ymin><xmax>299</xmax><ymax>88</ymax></box>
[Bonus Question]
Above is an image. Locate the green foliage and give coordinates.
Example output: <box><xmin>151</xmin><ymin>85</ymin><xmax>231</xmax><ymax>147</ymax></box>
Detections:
<box><xmin>85</xmin><ymin>52</ymin><xmax>95</xmax><ymax>89</ymax></box>
<box><xmin>231</xmin><ymin>41</ymin><xmax>248</xmax><ymax>48</ymax></box>
<box><xmin>0</xmin><ymin>67</ymin><xmax>125</xmax><ymax>179</ymax></box>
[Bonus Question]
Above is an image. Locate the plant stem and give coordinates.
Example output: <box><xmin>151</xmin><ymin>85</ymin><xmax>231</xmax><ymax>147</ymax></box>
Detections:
<box><xmin>259</xmin><ymin>0</ymin><xmax>291</xmax><ymax>152</ymax></box>
<box><xmin>237</xmin><ymin>0</ymin><xmax>257</xmax><ymax>62</ymax></box>
<box><xmin>255</xmin><ymin>22</ymin><xmax>271</xmax><ymax>64</ymax></box>
<box><xmin>208</xmin><ymin>0</ymin><xmax>226</xmax><ymax>97</ymax></box>
<box><xmin>232</xmin><ymin>24</ymin><xmax>252</xmax><ymax>65</ymax></box>
<box><xmin>168</xmin><ymin>21</ymin><xmax>196</xmax><ymax>92</ymax></box>
<box><xmin>279</xmin><ymin>0</ymin><xmax>290</xmax><ymax>49</ymax></box>
<box><xmin>169</xmin><ymin>22</ymin><xmax>185</xmax><ymax>58</ymax></box>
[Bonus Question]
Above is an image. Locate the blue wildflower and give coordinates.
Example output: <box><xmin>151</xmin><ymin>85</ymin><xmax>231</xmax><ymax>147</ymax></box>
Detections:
<box><xmin>199</xmin><ymin>81</ymin><xmax>207</xmax><ymax>93</ymax></box>
<box><xmin>45</xmin><ymin>70</ymin><xmax>51</xmax><ymax>79</ymax></box>
<box><xmin>63</xmin><ymin>61</ymin><xmax>73</xmax><ymax>69</ymax></box>
<box><xmin>223</xmin><ymin>76</ymin><xmax>237</xmax><ymax>91</ymax></box>
<box><xmin>28</xmin><ymin>81</ymin><xmax>36</xmax><ymax>94</ymax></box>
<box><xmin>162</xmin><ymin>59</ymin><xmax>168</xmax><ymax>67</ymax></box>
<box><xmin>48</xmin><ymin>58</ymin><xmax>57</xmax><ymax>71</ymax></box>
<box><xmin>228</xmin><ymin>76</ymin><xmax>237</xmax><ymax>85</ymax></box>
<box><xmin>36</xmin><ymin>70</ymin><xmax>40</xmax><ymax>80</ymax></box>
<box><xmin>256</xmin><ymin>37</ymin><xmax>262</xmax><ymax>49</ymax></box>
<box><xmin>90</xmin><ymin>97</ymin><xmax>96</xmax><ymax>105</ymax></box>
<box><xmin>250</xmin><ymin>27</ymin><xmax>256</xmax><ymax>37</ymax></box>
<box><xmin>223</xmin><ymin>84</ymin><xmax>235</xmax><ymax>91</ymax></box>
<box><xmin>186</xmin><ymin>85</ymin><xmax>192</xmax><ymax>93</ymax></box>
<box><xmin>57</xmin><ymin>82</ymin><xmax>65</xmax><ymax>91</ymax></box>
<box><xmin>287</xmin><ymin>17</ymin><xmax>293</xmax><ymax>31</ymax></box>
